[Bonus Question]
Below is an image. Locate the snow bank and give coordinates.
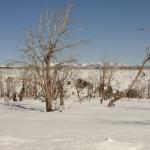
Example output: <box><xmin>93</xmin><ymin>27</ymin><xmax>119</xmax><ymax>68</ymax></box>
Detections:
<box><xmin>0</xmin><ymin>98</ymin><xmax>150</xmax><ymax>149</ymax></box>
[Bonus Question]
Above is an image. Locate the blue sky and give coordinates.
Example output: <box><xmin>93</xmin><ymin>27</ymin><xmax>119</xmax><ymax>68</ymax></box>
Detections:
<box><xmin>0</xmin><ymin>0</ymin><xmax>150</xmax><ymax>65</ymax></box>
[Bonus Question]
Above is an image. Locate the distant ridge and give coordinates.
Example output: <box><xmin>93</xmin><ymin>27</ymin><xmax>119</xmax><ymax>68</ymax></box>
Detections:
<box><xmin>0</xmin><ymin>63</ymin><xmax>150</xmax><ymax>70</ymax></box>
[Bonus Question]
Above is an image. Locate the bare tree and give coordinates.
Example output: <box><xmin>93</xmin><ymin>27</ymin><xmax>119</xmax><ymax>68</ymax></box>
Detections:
<box><xmin>6</xmin><ymin>77</ymin><xmax>14</xmax><ymax>98</ymax></box>
<box><xmin>98</xmin><ymin>58</ymin><xmax>115</xmax><ymax>103</ymax></box>
<box><xmin>18</xmin><ymin>67</ymin><xmax>28</xmax><ymax>101</ymax></box>
<box><xmin>19</xmin><ymin>3</ymin><xmax>86</xmax><ymax>112</ymax></box>
<box><xmin>51</xmin><ymin>64</ymin><xmax>73</xmax><ymax>110</ymax></box>
<box><xmin>107</xmin><ymin>48</ymin><xmax>150</xmax><ymax>107</ymax></box>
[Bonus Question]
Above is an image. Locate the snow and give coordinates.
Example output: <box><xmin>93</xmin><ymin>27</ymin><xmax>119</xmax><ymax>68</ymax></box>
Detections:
<box><xmin>0</xmin><ymin>67</ymin><xmax>150</xmax><ymax>149</ymax></box>
<box><xmin>71</xmin><ymin>69</ymin><xmax>150</xmax><ymax>93</ymax></box>
<box><xmin>0</xmin><ymin>67</ymin><xmax>150</xmax><ymax>96</ymax></box>
<box><xmin>0</xmin><ymin>98</ymin><xmax>150</xmax><ymax>149</ymax></box>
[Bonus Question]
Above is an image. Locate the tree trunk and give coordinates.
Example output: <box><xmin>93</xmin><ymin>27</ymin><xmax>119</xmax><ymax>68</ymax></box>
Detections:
<box><xmin>107</xmin><ymin>58</ymin><xmax>148</xmax><ymax>107</ymax></box>
<box><xmin>45</xmin><ymin>88</ymin><xmax>52</xmax><ymax>112</ymax></box>
<box><xmin>45</xmin><ymin>58</ymin><xmax>53</xmax><ymax>112</ymax></box>
<box><xmin>45</xmin><ymin>72</ymin><xmax>53</xmax><ymax>112</ymax></box>
<box><xmin>60</xmin><ymin>85</ymin><xmax>64</xmax><ymax>106</ymax></box>
<box><xmin>107</xmin><ymin>93</ymin><xmax>125</xmax><ymax>107</ymax></box>
<box><xmin>19</xmin><ymin>82</ymin><xmax>25</xmax><ymax>101</ymax></box>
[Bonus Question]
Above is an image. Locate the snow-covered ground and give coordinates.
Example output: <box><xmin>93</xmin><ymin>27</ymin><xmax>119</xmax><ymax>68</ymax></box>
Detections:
<box><xmin>0</xmin><ymin>68</ymin><xmax>150</xmax><ymax>96</ymax></box>
<box><xmin>72</xmin><ymin>69</ymin><xmax>150</xmax><ymax>91</ymax></box>
<box><xmin>0</xmin><ymin>98</ymin><xmax>150</xmax><ymax>150</ymax></box>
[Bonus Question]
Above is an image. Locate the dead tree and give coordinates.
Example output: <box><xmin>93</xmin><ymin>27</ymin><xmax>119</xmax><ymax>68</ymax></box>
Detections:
<box><xmin>51</xmin><ymin>64</ymin><xmax>72</xmax><ymax>110</ymax></box>
<box><xmin>75</xmin><ymin>79</ymin><xmax>85</xmax><ymax>99</ymax></box>
<box><xmin>19</xmin><ymin>84</ymin><xmax>25</xmax><ymax>101</ymax></box>
<box><xmin>6</xmin><ymin>77</ymin><xmax>14</xmax><ymax>98</ymax></box>
<box><xmin>98</xmin><ymin>61</ymin><xmax>115</xmax><ymax>103</ymax></box>
<box><xmin>18</xmin><ymin>68</ymin><xmax>28</xmax><ymax>101</ymax></box>
<box><xmin>107</xmin><ymin>48</ymin><xmax>150</xmax><ymax>107</ymax></box>
<box><xmin>19</xmin><ymin>3</ymin><xmax>86</xmax><ymax>112</ymax></box>
<box><xmin>33</xmin><ymin>75</ymin><xmax>38</xmax><ymax>99</ymax></box>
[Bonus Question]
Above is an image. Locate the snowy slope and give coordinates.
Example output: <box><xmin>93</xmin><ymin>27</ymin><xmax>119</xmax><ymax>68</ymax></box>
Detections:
<box><xmin>1</xmin><ymin>67</ymin><xmax>150</xmax><ymax>92</ymax></box>
<box><xmin>71</xmin><ymin>69</ymin><xmax>150</xmax><ymax>91</ymax></box>
<box><xmin>0</xmin><ymin>98</ymin><xmax>150</xmax><ymax>150</ymax></box>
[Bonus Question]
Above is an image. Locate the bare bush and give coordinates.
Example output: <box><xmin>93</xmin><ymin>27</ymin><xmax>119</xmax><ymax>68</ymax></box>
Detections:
<box><xmin>97</xmin><ymin>60</ymin><xmax>115</xmax><ymax>103</ymax></box>
<box><xmin>75</xmin><ymin>78</ymin><xmax>93</xmax><ymax>102</ymax></box>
